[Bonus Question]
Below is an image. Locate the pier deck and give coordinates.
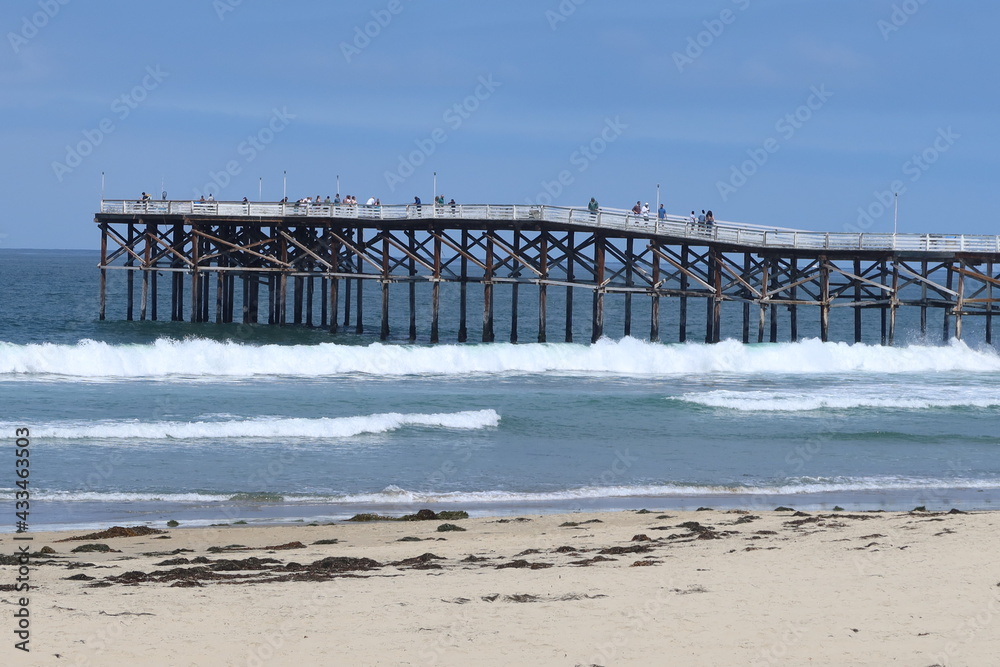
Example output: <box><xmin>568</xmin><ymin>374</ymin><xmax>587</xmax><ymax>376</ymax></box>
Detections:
<box><xmin>96</xmin><ymin>200</ymin><xmax>1000</xmax><ymax>345</ymax></box>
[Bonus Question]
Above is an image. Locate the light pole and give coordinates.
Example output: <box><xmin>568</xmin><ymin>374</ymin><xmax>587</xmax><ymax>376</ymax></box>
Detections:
<box><xmin>282</xmin><ymin>170</ymin><xmax>287</xmax><ymax>201</ymax></box>
<box><xmin>433</xmin><ymin>171</ymin><xmax>437</xmax><ymax>202</ymax></box>
<box><xmin>336</xmin><ymin>174</ymin><xmax>340</xmax><ymax>197</ymax></box>
<box><xmin>259</xmin><ymin>177</ymin><xmax>262</xmax><ymax>202</ymax></box>
<box><xmin>100</xmin><ymin>171</ymin><xmax>105</xmax><ymax>205</ymax></box>
<box><xmin>656</xmin><ymin>183</ymin><xmax>660</xmax><ymax>214</ymax></box>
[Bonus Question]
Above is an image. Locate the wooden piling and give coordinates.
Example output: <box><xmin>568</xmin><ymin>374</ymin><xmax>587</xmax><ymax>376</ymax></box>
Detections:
<box><xmin>458</xmin><ymin>229</ymin><xmax>469</xmax><ymax>343</ymax></box>
<box><xmin>650</xmin><ymin>242</ymin><xmax>660</xmax><ymax>343</ymax></box>
<box><xmin>354</xmin><ymin>229</ymin><xmax>363</xmax><ymax>335</ymax></box>
<box><xmin>943</xmin><ymin>264</ymin><xmax>954</xmax><ymax>341</ymax></box>
<box><xmin>99</xmin><ymin>223</ymin><xmax>107</xmax><ymax>321</ymax></box>
<box><xmin>408</xmin><ymin>229</ymin><xmax>418</xmax><ymax>342</ymax></box>
<box><xmin>758</xmin><ymin>258</ymin><xmax>768</xmax><ymax>344</ymax></box>
<box><xmin>565</xmin><ymin>231</ymin><xmax>575</xmax><ymax>343</ymax></box>
<box><xmin>854</xmin><ymin>258</ymin><xmax>862</xmax><ymax>344</ymax></box>
<box><xmin>988</xmin><ymin>260</ymin><xmax>994</xmax><ymax>345</ymax></box>
<box><xmin>126</xmin><ymin>222</ymin><xmax>135</xmax><ymax>321</ymax></box>
<box><xmin>955</xmin><ymin>260</ymin><xmax>965</xmax><ymax>340</ymax></box>
<box><xmin>820</xmin><ymin>257</ymin><xmax>830</xmax><ymax>342</ymax></box>
<box><xmin>768</xmin><ymin>257</ymin><xmax>778</xmax><ymax>344</ymax></box>
<box><xmin>538</xmin><ymin>233</ymin><xmax>548</xmax><ymax>343</ymax></box>
<box><xmin>889</xmin><ymin>260</ymin><xmax>898</xmax><ymax>345</ymax></box>
<box><xmin>592</xmin><ymin>234</ymin><xmax>605</xmax><ymax>344</ymax></box>
<box><xmin>679</xmin><ymin>244</ymin><xmax>688</xmax><ymax>343</ymax></box>
<box><xmin>430</xmin><ymin>233</ymin><xmax>441</xmax><ymax>344</ymax></box>
<box><xmin>510</xmin><ymin>232</ymin><xmax>520</xmax><ymax>344</ymax></box>
<box><xmin>624</xmin><ymin>238</ymin><xmax>633</xmax><ymax>338</ymax></box>
<box><xmin>742</xmin><ymin>253</ymin><xmax>751</xmax><ymax>344</ymax></box>
<box><xmin>381</xmin><ymin>232</ymin><xmax>390</xmax><ymax>341</ymax></box>
<box><xmin>483</xmin><ymin>233</ymin><xmax>495</xmax><ymax>343</ymax></box>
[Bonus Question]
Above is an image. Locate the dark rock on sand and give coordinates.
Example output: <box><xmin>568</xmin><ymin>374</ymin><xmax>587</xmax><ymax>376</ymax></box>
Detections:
<box><xmin>496</xmin><ymin>559</ymin><xmax>553</xmax><ymax>570</ymax></box>
<box><xmin>71</xmin><ymin>544</ymin><xmax>118</xmax><ymax>554</ymax></box>
<box><xmin>599</xmin><ymin>545</ymin><xmax>652</xmax><ymax>555</ymax></box>
<box><xmin>57</xmin><ymin>526</ymin><xmax>165</xmax><ymax>541</ymax></box>
<box><xmin>437</xmin><ymin>523</ymin><xmax>466</xmax><ymax>532</ymax></box>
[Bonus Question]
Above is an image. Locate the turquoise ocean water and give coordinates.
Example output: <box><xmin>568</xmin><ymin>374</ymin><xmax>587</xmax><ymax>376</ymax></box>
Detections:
<box><xmin>2</xmin><ymin>249</ymin><xmax>999</xmax><ymax>531</ymax></box>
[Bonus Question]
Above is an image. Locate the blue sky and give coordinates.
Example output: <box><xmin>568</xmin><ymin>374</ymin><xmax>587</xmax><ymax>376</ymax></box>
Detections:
<box><xmin>1</xmin><ymin>0</ymin><xmax>996</xmax><ymax>249</ymax></box>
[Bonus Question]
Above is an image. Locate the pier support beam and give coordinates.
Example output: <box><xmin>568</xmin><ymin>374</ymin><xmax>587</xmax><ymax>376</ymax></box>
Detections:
<box><xmin>510</xmin><ymin>232</ymin><xmax>520</xmax><ymax>344</ymax></box>
<box><xmin>592</xmin><ymin>234</ymin><xmax>605</xmax><ymax>344</ymax></box>
<box><xmin>354</xmin><ymin>230</ymin><xmax>364</xmax><ymax>335</ymax></box>
<box><xmin>565</xmin><ymin>231</ymin><xmax>575</xmax><ymax>343</ymax></box>
<box><xmin>679</xmin><ymin>245</ymin><xmax>688</xmax><ymax>343</ymax></box>
<box><xmin>820</xmin><ymin>257</ymin><xmax>830</xmax><ymax>342</ymax></box>
<box><xmin>409</xmin><ymin>229</ymin><xmax>418</xmax><ymax>342</ymax></box>
<box><xmin>650</xmin><ymin>243</ymin><xmax>660</xmax><ymax>343</ymax></box>
<box><xmin>944</xmin><ymin>264</ymin><xmax>954</xmax><ymax>341</ymax></box>
<box><xmin>483</xmin><ymin>233</ymin><xmax>495</xmax><ymax>343</ymax></box>
<box><xmin>624</xmin><ymin>238</ymin><xmax>633</xmax><ymax>338</ymax></box>
<box><xmin>430</xmin><ymin>233</ymin><xmax>441</xmax><ymax>344</ymax></box>
<box><xmin>538</xmin><ymin>233</ymin><xmax>548</xmax><ymax>343</ymax></box>
<box><xmin>458</xmin><ymin>230</ymin><xmax>469</xmax><ymax>343</ymax></box>
<box><xmin>99</xmin><ymin>223</ymin><xmax>108</xmax><ymax>320</ymax></box>
<box><xmin>381</xmin><ymin>231</ymin><xmax>390</xmax><ymax>341</ymax></box>
<box><xmin>126</xmin><ymin>222</ymin><xmax>135</xmax><ymax>321</ymax></box>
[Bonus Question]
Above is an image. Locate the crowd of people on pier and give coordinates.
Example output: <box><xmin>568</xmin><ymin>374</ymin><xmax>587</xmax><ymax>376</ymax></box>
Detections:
<box><xmin>138</xmin><ymin>190</ymin><xmax>718</xmax><ymax>229</ymax></box>
<box><xmin>587</xmin><ymin>197</ymin><xmax>715</xmax><ymax>229</ymax></box>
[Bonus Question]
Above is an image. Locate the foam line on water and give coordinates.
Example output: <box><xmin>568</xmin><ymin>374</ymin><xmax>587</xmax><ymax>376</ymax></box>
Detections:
<box><xmin>1</xmin><ymin>337</ymin><xmax>998</xmax><ymax>380</ymax></box>
<box><xmin>10</xmin><ymin>409</ymin><xmax>500</xmax><ymax>440</ymax></box>
<box><xmin>676</xmin><ymin>389</ymin><xmax>1000</xmax><ymax>412</ymax></box>
<box><xmin>20</xmin><ymin>477</ymin><xmax>1000</xmax><ymax>504</ymax></box>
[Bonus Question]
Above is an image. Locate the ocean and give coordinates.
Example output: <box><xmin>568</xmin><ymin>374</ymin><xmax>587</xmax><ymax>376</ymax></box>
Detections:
<box><xmin>2</xmin><ymin>248</ymin><xmax>999</xmax><ymax>531</ymax></box>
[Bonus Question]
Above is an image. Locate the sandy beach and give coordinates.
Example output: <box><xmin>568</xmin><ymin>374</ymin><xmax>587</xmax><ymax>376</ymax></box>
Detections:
<box><xmin>2</xmin><ymin>508</ymin><xmax>999</xmax><ymax>666</ymax></box>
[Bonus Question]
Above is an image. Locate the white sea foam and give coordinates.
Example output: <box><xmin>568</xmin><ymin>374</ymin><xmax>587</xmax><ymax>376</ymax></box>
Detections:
<box><xmin>1</xmin><ymin>337</ymin><xmax>998</xmax><ymax>380</ymax></box>
<box><xmin>678</xmin><ymin>389</ymin><xmax>1000</xmax><ymax>412</ymax></box>
<box><xmin>23</xmin><ymin>477</ymin><xmax>1000</xmax><ymax>505</ymax></box>
<box><xmin>14</xmin><ymin>409</ymin><xmax>500</xmax><ymax>440</ymax></box>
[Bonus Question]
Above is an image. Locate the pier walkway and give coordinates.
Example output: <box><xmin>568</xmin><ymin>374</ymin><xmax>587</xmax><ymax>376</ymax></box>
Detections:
<box><xmin>96</xmin><ymin>200</ymin><xmax>1000</xmax><ymax>345</ymax></box>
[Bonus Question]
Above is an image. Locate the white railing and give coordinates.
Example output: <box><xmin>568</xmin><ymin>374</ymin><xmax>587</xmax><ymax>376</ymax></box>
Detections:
<box><xmin>99</xmin><ymin>200</ymin><xmax>1000</xmax><ymax>254</ymax></box>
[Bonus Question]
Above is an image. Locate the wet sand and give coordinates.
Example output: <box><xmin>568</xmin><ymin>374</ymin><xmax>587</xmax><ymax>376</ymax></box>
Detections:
<box><xmin>2</xmin><ymin>508</ymin><xmax>999</xmax><ymax>666</ymax></box>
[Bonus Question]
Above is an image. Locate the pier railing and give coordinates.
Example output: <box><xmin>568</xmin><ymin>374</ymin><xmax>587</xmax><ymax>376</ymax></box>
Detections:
<box><xmin>99</xmin><ymin>200</ymin><xmax>1000</xmax><ymax>254</ymax></box>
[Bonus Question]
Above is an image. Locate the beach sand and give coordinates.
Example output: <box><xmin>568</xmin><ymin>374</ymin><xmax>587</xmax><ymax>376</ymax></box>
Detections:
<box><xmin>2</xmin><ymin>508</ymin><xmax>999</xmax><ymax>666</ymax></box>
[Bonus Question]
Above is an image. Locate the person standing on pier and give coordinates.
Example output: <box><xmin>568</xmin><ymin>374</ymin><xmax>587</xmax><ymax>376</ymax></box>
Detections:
<box><xmin>632</xmin><ymin>201</ymin><xmax>641</xmax><ymax>215</ymax></box>
<box><xmin>642</xmin><ymin>202</ymin><xmax>650</xmax><ymax>221</ymax></box>
<box><xmin>705</xmin><ymin>210</ymin><xmax>715</xmax><ymax>227</ymax></box>
<box><xmin>658</xmin><ymin>204</ymin><xmax>666</xmax><ymax>220</ymax></box>
<box><xmin>588</xmin><ymin>198</ymin><xmax>599</xmax><ymax>215</ymax></box>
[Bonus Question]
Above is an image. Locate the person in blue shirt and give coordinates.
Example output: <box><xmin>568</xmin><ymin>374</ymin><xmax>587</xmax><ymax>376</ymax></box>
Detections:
<box><xmin>658</xmin><ymin>204</ymin><xmax>666</xmax><ymax>220</ymax></box>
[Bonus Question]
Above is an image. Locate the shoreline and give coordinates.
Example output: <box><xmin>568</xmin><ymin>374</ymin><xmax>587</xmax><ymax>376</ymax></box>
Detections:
<box><xmin>17</xmin><ymin>485</ymin><xmax>1000</xmax><ymax>534</ymax></box>
<box><xmin>3</xmin><ymin>507</ymin><xmax>999</xmax><ymax>665</ymax></box>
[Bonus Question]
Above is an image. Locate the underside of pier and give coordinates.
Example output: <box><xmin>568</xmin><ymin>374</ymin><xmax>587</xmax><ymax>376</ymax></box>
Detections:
<box><xmin>95</xmin><ymin>207</ymin><xmax>1000</xmax><ymax>345</ymax></box>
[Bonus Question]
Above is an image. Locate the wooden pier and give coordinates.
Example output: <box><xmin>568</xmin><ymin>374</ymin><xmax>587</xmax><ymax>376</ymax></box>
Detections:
<box><xmin>95</xmin><ymin>200</ymin><xmax>1000</xmax><ymax>345</ymax></box>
